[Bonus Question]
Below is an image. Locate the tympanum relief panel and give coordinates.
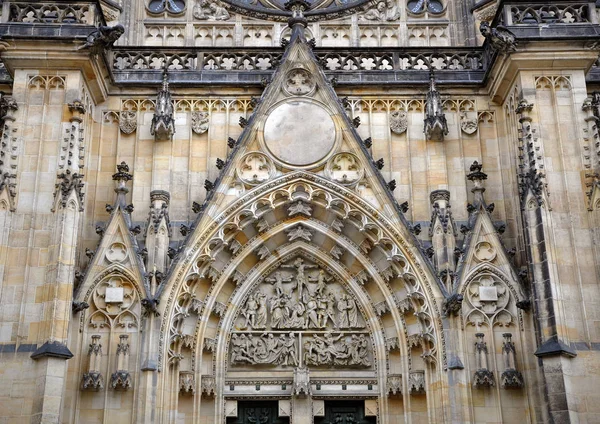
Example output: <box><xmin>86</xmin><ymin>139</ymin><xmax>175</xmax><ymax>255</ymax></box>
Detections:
<box><xmin>229</xmin><ymin>256</ymin><xmax>372</xmax><ymax>370</ymax></box>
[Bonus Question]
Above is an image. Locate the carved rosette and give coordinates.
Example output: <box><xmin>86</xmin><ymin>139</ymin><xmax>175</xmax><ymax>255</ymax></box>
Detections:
<box><xmin>325</xmin><ymin>152</ymin><xmax>364</xmax><ymax>186</ymax></box>
<box><xmin>236</xmin><ymin>152</ymin><xmax>276</xmax><ymax>186</ymax></box>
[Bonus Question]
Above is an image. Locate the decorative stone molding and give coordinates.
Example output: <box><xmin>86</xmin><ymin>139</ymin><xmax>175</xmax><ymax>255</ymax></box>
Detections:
<box><xmin>179</xmin><ymin>371</ymin><xmax>195</xmax><ymax>395</ymax></box>
<box><xmin>283</xmin><ymin>67</ymin><xmax>315</xmax><ymax>96</ymax></box>
<box><xmin>201</xmin><ymin>375</ymin><xmax>216</xmax><ymax>397</ymax></box>
<box><xmin>0</xmin><ymin>93</ymin><xmax>19</xmax><ymax>210</ymax></box>
<box><xmin>293</xmin><ymin>366</ymin><xmax>311</xmax><ymax>395</ymax></box>
<box><xmin>236</xmin><ymin>152</ymin><xmax>275</xmax><ymax>185</ymax></box>
<box><xmin>387</xmin><ymin>374</ymin><xmax>402</xmax><ymax>395</ymax></box>
<box><xmin>408</xmin><ymin>370</ymin><xmax>425</xmax><ymax>394</ymax></box>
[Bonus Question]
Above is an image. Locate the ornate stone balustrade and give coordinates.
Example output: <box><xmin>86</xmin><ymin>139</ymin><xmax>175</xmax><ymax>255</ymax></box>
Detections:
<box><xmin>4</xmin><ymin>0</ymin><xmax>102</xmax><ymax>25</ymax></box>
<box><xmin>108</xmin><ymin>46</ymin><xmax>491</xmax><ymax>85</ymax></box>
<box><xmin>503</xmin><ymin>1</ymin><xmax>597</xmax><ymax>25</ymax></box>
<box><xmin>111</xmin><ymin>47</ymin><xmax>487</xmax><ymax>73</ymax></box>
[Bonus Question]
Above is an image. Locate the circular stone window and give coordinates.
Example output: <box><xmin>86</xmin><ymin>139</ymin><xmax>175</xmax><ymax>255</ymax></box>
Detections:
<box><xmin>263</xmin><ymin>100</ymin><xmax>336</xmax><ymax>167</ymax></box>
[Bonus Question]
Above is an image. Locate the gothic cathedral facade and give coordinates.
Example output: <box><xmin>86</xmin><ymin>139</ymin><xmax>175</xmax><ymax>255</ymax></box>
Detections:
<box><xmin>0</xmin><ymin>0</ymin><xmax>599</xmax><ymax>423</ymax></box>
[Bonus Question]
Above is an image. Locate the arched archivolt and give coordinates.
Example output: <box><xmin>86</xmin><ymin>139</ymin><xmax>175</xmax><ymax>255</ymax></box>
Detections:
<box><xmin>159</xmin><ymin>172</ymin><xmax>446</xmax><ymax>423</ymax></box>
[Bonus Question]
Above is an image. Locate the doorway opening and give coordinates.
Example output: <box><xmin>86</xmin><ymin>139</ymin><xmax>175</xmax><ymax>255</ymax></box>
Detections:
<box><xmin>226</xmin><ymin>400</ymin><xmax>290</xmax><ymax>424</ymax></box>
<box><xmin>315</xmin><ymin>400</ymin><xmax>377</xmax><ymax>424</ymax></box>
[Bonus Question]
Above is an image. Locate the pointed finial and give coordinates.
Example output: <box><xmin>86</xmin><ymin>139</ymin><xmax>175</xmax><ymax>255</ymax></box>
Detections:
<box><xmin>162</xmin><ymin>69</ymin><xmax>169</xmax><ymax>91</ymax></box>
<box><xmin>284</xmin><ymin>0</ymin><xmax>310</xmax><ymax>28</ymax></box>
<box><xmin>429</xmin><ymin>69</ymin><xmax>436</xmax><ymax>92</ymax></box>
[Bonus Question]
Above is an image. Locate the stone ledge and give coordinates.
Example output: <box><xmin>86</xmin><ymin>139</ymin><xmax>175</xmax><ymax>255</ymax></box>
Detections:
<box><xmin>534</xmin><ymin>338</ymin><xmax>577</xmax><ymax>358</ymax></box>
<box><xmin>30</xmin><ymin>341</ymin><xmax>74</xmax><ymax>360</ymax></box>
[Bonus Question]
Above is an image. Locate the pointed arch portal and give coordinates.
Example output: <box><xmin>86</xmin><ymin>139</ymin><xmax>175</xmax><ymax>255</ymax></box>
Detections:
<box><xmin>159</xmin><ymin>171</ymin><xmax>446</xmax><ymax>423</ymax></box>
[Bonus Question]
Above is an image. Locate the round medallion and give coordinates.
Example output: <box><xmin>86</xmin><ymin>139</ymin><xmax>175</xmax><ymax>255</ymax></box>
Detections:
<box><xmin>236</xmin><ymin>152</ymin><xmax>276</xmax><ymax>185</ymax></box>
<box><xmin>106</xmin><ymin>242</ymin><xmax>127</xmax><ymax>263</ymax></box>
<box><xmin>474</xmin><ymin>241</ymin><xmax>496</xmax><ymax>262</ymax></box>
<box><xmin>325</xmin><ymin>152</ymin><xmax>364</xmax><ymax>185</ymax></box>
<box><xmin>284</xmin><ymin>68</ymin><xmax>315</xmax><ymax>96</ymax></box>
<box><xmin>263</xmin><ymin>100</ymin><xmax>336</xmax><ymax>167</ymax></box>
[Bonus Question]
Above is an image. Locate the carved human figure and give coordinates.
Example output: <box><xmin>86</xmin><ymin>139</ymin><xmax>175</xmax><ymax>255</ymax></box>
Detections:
<box><xmin>316</xmin><ymin>296</ymin><xmax>328</xmax><ymax>328</ymax></box>
<box><xmin>281</xmin><ymin>333</ymin><xmax>298</xmax><ymax>366</ymax></box>
<box><xmin>288</xmin><ymin>301</ymin><xmax>306</xmax><ymax>328</ymax></box>
<box><xmin>242</xmin><ymin>294</ymin><xmax>259</xmax><ymax>328</ymax></box>
<box><xmin>312</xmin><ymin>269</ymin><xmax>329</xmax><ymax>297</ymax></box>
<box><xmin>304</xmin><ymin>297</ymin><xmax>320</xmax><ymax>329</ymax></box>
<box><xmin>231</xmin><ymin>334</ymin><xmax>251</xmax><ymax>363</ymax></box>
<box><xmin>254</xmin><ymin>292</ymin><xmax>268</xmax><ymax>329</ymax></box>
<box><xmin>337</xmin><ymin>294</ymin><xmax>350</xmax><ymax>328</ymax></box>
<box><xmin>346</xmin><ymin>295</ymin><xmax>360</xmax><ymax>328</ymax></box>
<box><xmin>193</xmin><ymin>0</ymin><xmax>230</xmax><ymax>20</ymax></box>
<box><xmin>357</xmin><ymin>334</ymin><xmax>371</xmax><ymax>366</ymax></box>
<box><xmin>322</xmin><ymin>333</ymin><xmax>344</xmax><ymax>361</ymax></box>
<box><xmin>362</xmin><ymin>1</ymin><xmax>385</xmax><ymax>20</ymax></box>
<box><xmin>270</xmin><ymin>294</ymin><xmax>285</xmax><ymax>328</ymax></box>
<box><xmin>385</xmin><ymin>0</ymin><xmax>399</xmax><ymax>20</ymax></box>
<box><xmin>282</xmin><ymin>258</ymin><xmax>317</xmax><ymax>303</ymax></box>
<box><xmin>324</xmin><ymin>292</ymin><xmax>338</xmax><ymax>328</ymax></box>
<box><xmin>265</xmin><ymin>271</ymin><xmax>292</xmax><ymax>296</ymax></box>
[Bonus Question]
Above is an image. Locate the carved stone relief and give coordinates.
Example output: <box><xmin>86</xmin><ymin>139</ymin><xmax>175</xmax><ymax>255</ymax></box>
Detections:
<box><xmin>236</xmin><ymin>152</ymin><xmax>275</xmax><ymax>185</ymax></box>
<box><xmin>389</xmin><ymin>110</ymin><xmax>407</xmax><ymax>134</ymax></box>
<box><xmin>193</xmin><ymin>0</ymin><xmax>231</xmax><ymax>20</ymax></box>
<box><xmin>460</xmin><ymin>111</ymin><xmax>478</xmax><ymax>135</ymax></box>
<box><xmin>230</xmin><ymin>256</ymin><xmax>371</xmax><ymax>368</ymax></box>
<box><xmin>119</xmin><ymin>111</ymin><xmax>137</xmax><ymax>134</ymax></box>
<box><xmin>91</xmin><ymin>276</ymin><xmax>137</xmax><ymax>319</ymax></box>
<box><xmin>360</xmin><ymin>0</ymin><xmax>400</xmax><ymax>21</ymax></box>
<box><xmin>191</xmin><ymin>111</ymin><xmax>210</xmax><ymax>135</ymax></box>
<box><xmin>325</xmin><ymin>152</ymin><xmax>364</xmax><ymax>185</ymax></box>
